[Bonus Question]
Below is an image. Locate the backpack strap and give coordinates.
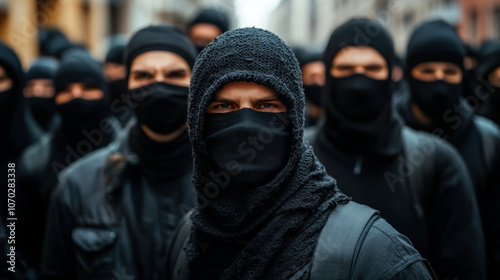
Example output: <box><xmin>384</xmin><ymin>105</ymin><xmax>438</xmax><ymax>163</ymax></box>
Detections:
<box><xmin>310</xmin><ymin>201</ymin><xmax>379</xmax><ymax>279</ymax></box>
<box><xmin>474</xmin><ymin>116</ymin><xmax>499</xmax><ymax>173</ymax></box>
<box><xmin>167</xmin><ymin>210</ymin><xmax>193</xmax><ymax>280</ymax></box>
<box><xmin>401</xmin><ymin>127</ymin><xmax>433</xmax><ymax>219</ymax></box>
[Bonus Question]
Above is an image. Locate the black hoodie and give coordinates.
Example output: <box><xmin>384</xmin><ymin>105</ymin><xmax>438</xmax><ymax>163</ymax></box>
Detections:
<box><xmin>17</xmin><ymin>50</ymin><xmax>120</xmax><ymax>274</ymax></box>
<box><xmin>308</xmin><ymin>18</ymin><xmax>486</xmax><ymax>279</ymax></box>
<box><xmin>398</xmin><ymin>19</ymin><xmax>500</xmax><ymax>279</ymax></box>
<box><xmin>40</xmin><ymin>24</ymin><xmax>196</xmax><ymax>280</ymax></box>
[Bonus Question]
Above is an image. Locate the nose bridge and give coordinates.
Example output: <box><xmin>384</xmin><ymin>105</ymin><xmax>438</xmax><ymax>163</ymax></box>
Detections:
<box><xmin>435</xmin><ymin>69</ymin><xmax>445</xmax><ymax>80</ymax></box>
<box><xmin>71</xmin><ymin>84</ymin><xmax>82</xmax><ymax>98</ymax></box>
<box><xmin>354</xmin><ymin>66</ymin><xmax>365</xmax><ymax>74</ymax></box>
<box><xmin>155</xmin><ymin>71</ymin><xmax>164</xmax><ymax>83</ymax></box>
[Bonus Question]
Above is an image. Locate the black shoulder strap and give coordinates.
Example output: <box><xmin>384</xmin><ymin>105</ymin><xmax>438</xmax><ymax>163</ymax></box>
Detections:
<box><xmin>401</xmin><ymin>127</ymin><xmax>430</xmax><ymax>219</ymax></box>
<box><xmin>168</xmin><ymin>210</ymin><xmax>193</xmax><ymax>280</ymax></box>
<box><xmin>474</xmin><ymin>116</ymin><xmax>498</xmax><ymax>173</ymax></box>
<box><xmin>310</xmin><ymin>201</ymin><xmax>379</xmax><ymax>280</ymax></box>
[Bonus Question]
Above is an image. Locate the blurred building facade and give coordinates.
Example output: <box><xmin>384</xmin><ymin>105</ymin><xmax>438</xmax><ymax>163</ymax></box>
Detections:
<box><xmin>0</xmin><ymin>0</ymin><xmax>235</xmax><ymax>67</ymax></box>
<box><xmin>268</xmin><ymin>0</ymin><xmax>500</xmax><ymax>55</ymax></box>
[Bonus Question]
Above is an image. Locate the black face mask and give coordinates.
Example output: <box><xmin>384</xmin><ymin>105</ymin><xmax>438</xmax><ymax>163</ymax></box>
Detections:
<box><xmin>129</xmin><ymin>82</ymin><xmax>189</xmax><ymax>134</ymax></box>
<box><xmin>409</xmin><ymin>77</ymin><xmax>462</xmax><ymax>121</ymax></box>
<box><xmin>204</xmin><ymin>108</ymin><xmax>291</xmax><ymax>189</ymax></box>
<box><xmin>330</xmin><ymin>74</ymin><xmax>388</xmax><ymax>121</ymax></box>
<box><xmin>107</xmin><ymin>78</ymin><xmax>128</xmax><ymax>102</ymax></box>
<box><xmin>304</xmin><ymin>84</ymin><xmax>323</xmax><ymax>107</ymax></box>
<box><xmin>57</xmin><ymin>98</ymin><xmax>108</xmax><ymax>132</ymax></box>
<box><xmin>28</xmin><ymin>97</ymin><xmax>56</xmax><ymax>125</ymax></box>
<box><xmin>0</xmin><ymin>88</ymin><xmax>16</xmax><ymax>123</ymax></box>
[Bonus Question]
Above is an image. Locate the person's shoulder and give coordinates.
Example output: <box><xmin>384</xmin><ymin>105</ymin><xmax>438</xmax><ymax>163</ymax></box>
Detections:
<box><xmin>473</xmin><ymin>115</ymin><xmax>500</xmax><ymax>147</ymax></box>
<box><xmin>54</xmin><ymin>146</ymin><xmax>114</xmax><ymax>201</ymax></box>
<box><xmin>401</xmin><ymin>125</ymin><xmax>464</xmax><ymax>163</ymax></box>
<box><xmin>352</xmin><ymin>217</ymin><xmax>433</xmax><ymax>279</ymax></box>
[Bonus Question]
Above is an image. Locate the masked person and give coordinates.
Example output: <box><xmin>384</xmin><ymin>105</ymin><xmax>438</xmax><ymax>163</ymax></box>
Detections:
<box><xmin>23</xmin><ymin>57</ymin><xmax>60</xmax><ymax>132</ymax></box>
<box><xmin>104</xmin><ymin>44</ymin><xmax>133</xmax><ymax>127</ymax></box>
<box><xmin>166</xmin><ymin>27</ymin><xmax>435</xmax><ymax>280</ymax></box>
<box><xmin>476</xmin><ymin>39</ymin><xmax>500</xmax><ymax>126</ymax></box>
<box><xmin>0</xmin><ymin>40</ymin><xmax>41</xmax><ymax>280</ymax></box>
<box><xmin>17</xmin><ymin>50</ymin><xmax>121</xmax><ymax>275</ymax></box>
<box><xmin>397</xmin><ymin>19</ymin><xmax>500</xmax><ymax>279</ymax></box>
<box><xmin>187</xmin><ymin>7</ymin><xmax>229</xmax><ymax>53</ymax></box>
<box><xmin>294</xmin><ymin>47</ymin><xmax>325</xmax><ymax>127</ymax></box>
<box><xmin>40</xmin><ymin>25</ymin><xmax>196</xmax><ymax>280</ymax></box>
<box><xmin>306</xmin><ymin>18</ymin><xmax>486</xmax><ymax>279</ymax></box>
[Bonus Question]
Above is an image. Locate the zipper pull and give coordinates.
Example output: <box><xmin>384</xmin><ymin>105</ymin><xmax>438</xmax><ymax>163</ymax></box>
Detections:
<box><xmin>353</xmin><ymin>156</ymin><xmax>363</xmax><ymax>175</ymax></box>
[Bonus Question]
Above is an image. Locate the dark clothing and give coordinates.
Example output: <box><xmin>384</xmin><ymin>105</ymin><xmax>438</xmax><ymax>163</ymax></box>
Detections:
<box><xmin>186</xmin><ymin>26</ymin><xmax>429</xmax><ymax>279</ymax></box>
<box><xmin>169</xmin><ymin>202</ymin><xmax>434</xmax><ymax>280</ymax></box>
<box><xmin>306</xmin><ymin>125</ymin><xmax>486</xmax><ymax>280</ymax></box>
<box><xmin>17</xmin><ymin>117</ymin><xmax>120</xmax><ymax>273</ymax></box>
<box><xmin>40</xmin><ymin>123</ymin><xmax>194</xmax><ymax>280</ymax></box>
<box><xmin>0</xmin><ymin>41</ymin><xmax>42</xmax><ymax>278</ymax></box>
<box><xmin>397</xmin><ymin>99</ymin><xmax>500</xmax><ymax>279</ymax></box>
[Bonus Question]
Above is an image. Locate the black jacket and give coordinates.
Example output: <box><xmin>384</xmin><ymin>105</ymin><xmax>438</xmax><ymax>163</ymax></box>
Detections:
<box><xmin>40</xmin><ymin>124</ymin><xmax>194</xmax><ymax>280</ymax></box>
<box><xmin>397</xmin><ymin>99</ymin><xmax>500</xmax><ymax>279</ymax></box>
<box><xmin>16</xmin><ymin>117</ymin><xmax>120</xmax><ymax>273</ymax></box>
<box><xmin>306</xmin><ymin>125</ymin><xmax>486</xmax><ymax>280</ymax></box>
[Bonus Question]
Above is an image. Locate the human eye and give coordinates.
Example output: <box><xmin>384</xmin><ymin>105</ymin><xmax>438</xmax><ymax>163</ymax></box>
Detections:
<box><xmin>207</xmin><ymin>102</ymin><xmax>235</xmax><ymax>113</ymax></box>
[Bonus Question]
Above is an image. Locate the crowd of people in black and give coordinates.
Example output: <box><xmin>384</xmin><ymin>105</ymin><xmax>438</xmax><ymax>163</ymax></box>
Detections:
<box><xmin>1</xmin><ymin>6</ymin><xmax>499</xmax><ymax>280</ymax></box>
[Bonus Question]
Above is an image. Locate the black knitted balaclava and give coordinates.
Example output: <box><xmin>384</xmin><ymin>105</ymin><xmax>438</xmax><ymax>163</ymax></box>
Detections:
<box><xmin>406</xmin><ymin>20</ymin><xmax>467</xmax><ymax>124</ymax></box>
<box><xmin>188</xmin><ymin>8</ymin><xmax>229</xmax><ymax>53</ymax></box>
<box><xmin>321</xmin><ymin>18</ymin><xmax>402</xmax><ymax>158</ymax></box>
<box><xmin>104</xmin><ymin>44</ymin><xmax>127</xmax><ymax>104</ymax></box>
<box><xmin>24</xmin><ymin>57</ymin><xmax>59</xmax><ymax>129</ymax></box>
<box><xmin>294</xmin><ymin>47</ymin><xmax>324</xmax><ymax>107</ymax></box>
<box><xmin>186</xmin><ymin>27</ymin><xmax>349</xmax><ymax>280</ymax></box>
<box><xmin>54</xmin><ymin>51</ymin><xmax>110</xmax><ymax>133</ymax></box>
<box><xmin>125</xmin><ymin>25</ymin><xmax>197</xmax><ymax>134</ymax></box>
<box><xmin>0</xmin><ymin>41</ymin><xmax>41</xmax><ymax>158</ymax></box>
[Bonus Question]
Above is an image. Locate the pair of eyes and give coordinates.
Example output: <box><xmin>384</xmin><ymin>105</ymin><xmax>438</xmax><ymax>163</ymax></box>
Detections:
<box><xmin>59</xmin><ymin>84</ymin><xmax>99</xmax><ymax>92</ymax></box>
<box><xmin>132</xmin><ymin>70</ymin><xmax>188</xmax><ymax>80</ymax></box>
<box><xmin>417</xmin><ymin>68</ymin><xmax>460</xmax><ymax>75</ymax></box>
<box><xmin>333</xmin><ymin>64</ymin><xmax>384</xmax><ymax>72</ymax></box>
<box><xmin>207</xmin><ymin>101</ymin><xmax>284</xmax><ymax>113</ymax></box>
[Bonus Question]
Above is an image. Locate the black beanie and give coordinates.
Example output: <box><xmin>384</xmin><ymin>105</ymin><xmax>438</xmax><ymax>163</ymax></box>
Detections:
<box><xmin>406</xmin><ymin>20</ymin><xmax>465</xmax><ymax>72</ymax></box>
<box><xmin>323</xmin><ymin>18</ymin><xmax>395</xmax><ymax>76</ymax></box>
<box><xmin>293</xmin><ymin>47</ymin><xmax>323</xmax><ymax>68</ymax></box>
<box><xmin>189</xmin><ymin>27</ymin><xmax>304</xmax><ymax>161</ymax></box>
<box><xmin>25</xmin><ymin>57</ymin><xmax>59</xmax><ymax>81</ymax></box>
<box><xmin>105</xmin><ymin>44</ymin><xmax>125</xmax><ymax>64</ymax></box>
<box><xmin>124</xmin><ymin>25</ymin><xmax>197</xmax><ymax>72</ymax></box>
<box><xmin>0</xmin><ymin>40</ymin><xmax>24</xmax><ymax>90</ymax></box>
<box><xmin>476</xmin><ymin>39</ymin><xmax>500</xmax><ymax>78</ymax></box>
<box><xmin>188</xmin><ymin>8</ymin><xmax>229</xmax><ymax>34</ymax></box>
<box><xmin>54</xmin><ymin>51</ymin><xmax>106</xmax><ymax>94</ymax></box>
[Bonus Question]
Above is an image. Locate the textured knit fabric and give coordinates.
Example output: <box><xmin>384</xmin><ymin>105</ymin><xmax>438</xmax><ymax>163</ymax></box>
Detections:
<box><xmin>186</xmin><ymin>27</ymin><xmax>349</xmax><ymax>280</ymax></box>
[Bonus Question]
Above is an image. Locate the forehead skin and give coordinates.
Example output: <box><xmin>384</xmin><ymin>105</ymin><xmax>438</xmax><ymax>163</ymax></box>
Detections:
<box><xmin>128</xmin><ymin>50</ymin><xmax>191</xmax><ymax>88</ymax></box>
<box><xmin>330</xmin><ymin>46</ymin><xmax>388</xmax><ymax>79</ymax></box>
<box><xmin>189</xmin><ymin>23</ymin><xmax>223</xmax><ymax>45</ymax></box>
